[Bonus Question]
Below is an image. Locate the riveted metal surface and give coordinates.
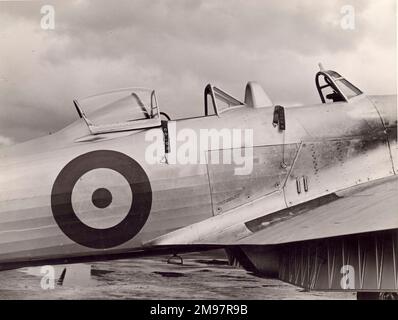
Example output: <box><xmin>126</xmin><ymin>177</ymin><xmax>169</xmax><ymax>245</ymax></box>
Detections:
<box><xmin>284</xmin><ymin>137</ymin><xmax>394</xmax><ymax>207</ymax></box>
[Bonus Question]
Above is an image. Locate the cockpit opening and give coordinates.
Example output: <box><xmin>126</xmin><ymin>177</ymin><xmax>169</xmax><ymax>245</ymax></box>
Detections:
<box><xmin>204</xmin><ymin>84</ymin><xmax>244</xmax><ymax>116</ymax></box>
<box><xmin>315</xmin><ymin>66</ymin><xmax>363</xmax><ymax>104</ymax></box>
<box><xmin>73</xmin><ymin>66</ymin><xmax>361</xmax><ymax>135</ymax></box>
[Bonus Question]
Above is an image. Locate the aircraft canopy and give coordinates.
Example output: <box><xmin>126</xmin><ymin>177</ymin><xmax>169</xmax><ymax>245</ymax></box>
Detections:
<box><xmin>74</xmin><ymin>88</ymin><xmax>161</xmax><ymax>134</ymax></box>
<box><xmin>315</xmin><ymin>69</ymin><xmax>363</xmax><ymax>103</ymax></box>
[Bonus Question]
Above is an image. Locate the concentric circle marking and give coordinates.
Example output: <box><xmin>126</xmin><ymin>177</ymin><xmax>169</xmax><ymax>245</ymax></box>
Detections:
<box><xmin>51</xmin><ymin>150</ymin><xmax>152</xmax><ymax>249</ymax></box>
<box><xmin>71</xmin><ymin>168</ymin><xmax>133</xmax><ymax>230</ymax></box>
<box><xmin>92</xmin><ymin>188</ymin><xmax>113</xmax><ymax>209</ymax></box>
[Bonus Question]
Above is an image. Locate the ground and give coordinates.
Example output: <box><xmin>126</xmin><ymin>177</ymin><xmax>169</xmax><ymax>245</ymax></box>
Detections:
<box><xmin>0</xmin><ymin>252</ymin><xmax>355</xmax><ymax>300</ymax></box>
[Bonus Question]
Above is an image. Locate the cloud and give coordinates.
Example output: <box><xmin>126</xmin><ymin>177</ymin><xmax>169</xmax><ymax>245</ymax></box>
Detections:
<box><xmin>0</xmin><ymin>0</ymin><xmax>396</xmax><ymax>143</ymax></box>
<box><xmin>0</xmin><ymin>135</ymin><xmax>14</xmax><ymax>147</ymax></box>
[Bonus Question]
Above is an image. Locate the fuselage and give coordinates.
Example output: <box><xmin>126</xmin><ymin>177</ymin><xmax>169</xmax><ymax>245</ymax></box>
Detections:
<box><xmin>0</xmin><ymin>94</ymin><xmax>396</xmax><ymax>268</ymax></box>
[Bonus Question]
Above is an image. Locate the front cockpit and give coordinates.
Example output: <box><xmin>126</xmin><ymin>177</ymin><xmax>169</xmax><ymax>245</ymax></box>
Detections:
<box><xmin>315</xmin><ymin>66</ymin><xmax>363</xmax><ymax>103</ymax></box>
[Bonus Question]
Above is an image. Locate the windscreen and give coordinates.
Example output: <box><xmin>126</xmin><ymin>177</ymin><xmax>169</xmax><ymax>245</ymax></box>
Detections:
<box><xmin>77</xmin><ymin>89</ymin><xmax>157</xmax><ymax>127</ymax></box>
<box><xmin>335</xmin><ymin>79</ymin><xmax>363</xmax><ymax>99</ymax></box>
<box><xmin>325</xmin><ymin>71</ymin><xmax>362</xmax><ymax>99</ymax></box>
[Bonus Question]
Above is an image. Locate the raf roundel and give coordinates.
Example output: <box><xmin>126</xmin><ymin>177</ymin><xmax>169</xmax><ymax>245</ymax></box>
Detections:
<box><xmin>51</xmin><ymin>150</ymin><xmax>152</xmax><ymax>249</ymax></box>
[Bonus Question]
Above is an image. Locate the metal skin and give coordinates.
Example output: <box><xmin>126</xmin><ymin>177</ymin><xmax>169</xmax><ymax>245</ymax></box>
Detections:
<box><xmin>0</xmin><ymin>70</ymin><xmax>397</xmax><ymax>294</ymax></box>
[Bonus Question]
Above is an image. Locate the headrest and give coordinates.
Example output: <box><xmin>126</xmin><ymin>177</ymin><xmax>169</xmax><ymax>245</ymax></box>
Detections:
<box><xmin>244</xmin><ymin>81</ymin><xmax>273</xmax><ymax>108</ymax></box>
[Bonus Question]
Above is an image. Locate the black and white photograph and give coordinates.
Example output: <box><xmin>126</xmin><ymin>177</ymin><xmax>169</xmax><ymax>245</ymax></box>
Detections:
<box><xmin>0</xmin><ymin>0</ymin><xmax>397</xmax><ymax>307</ymax></box>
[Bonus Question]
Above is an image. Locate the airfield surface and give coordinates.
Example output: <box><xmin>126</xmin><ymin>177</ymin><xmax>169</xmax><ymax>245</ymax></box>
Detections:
<box><xmin>0</xmin><ymin>252</ymin><xmax>354</xmax><ymax>299</ymax></box>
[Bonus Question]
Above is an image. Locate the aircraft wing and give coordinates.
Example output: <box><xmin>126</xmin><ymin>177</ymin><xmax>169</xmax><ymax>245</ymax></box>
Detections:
<box><xmin>146</xmin><ymin>175</ymin><xmax>398</xmax><ymax>247</ymax></box>
<box><xmin>239</xmin><ymin>174</ymin><xmax>398</xmax><ymax>245</ymax></box>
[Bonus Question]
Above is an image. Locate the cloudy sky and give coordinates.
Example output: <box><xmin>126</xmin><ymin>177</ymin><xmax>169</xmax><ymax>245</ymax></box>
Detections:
<box><xmin>0</xmin><ymin>0</ymin><xmax>396</xmax><ymax>145</ymax></box>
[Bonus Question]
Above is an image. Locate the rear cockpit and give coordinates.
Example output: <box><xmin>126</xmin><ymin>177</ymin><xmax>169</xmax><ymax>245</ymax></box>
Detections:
<box><xmin>74</xmin><ymin>88</ymin><xmax>161</xmax><ymax>135</ymax></box>
<box><xmin>73</xmin><ymin>83</ymin><xmax>274</xmax><ymax>135</ymax></box>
